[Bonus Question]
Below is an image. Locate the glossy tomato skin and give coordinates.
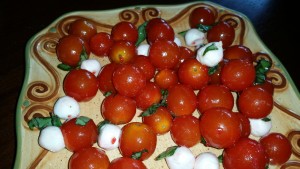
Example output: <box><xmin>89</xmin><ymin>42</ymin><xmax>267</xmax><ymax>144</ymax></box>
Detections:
<box><xmin>101</xmin><ymin>93</ymin><xmax>136</xmax><ymax>124</ymax></box>
<box><xmin>111</xmin><ymin>21</ymin><xmax>138</xmax><ymax>43</ymax></box>
<box><xmin>69</xmin><ymin>147</ymin><xmax>110</xmax><ymax>169</ymax></box>
<box><xmin>220</xmin><ymin>59</ymin><xmax>256</xmax><ymax>92</ymax></box>
<box><xmin>132</xmin><ymin>55</ymin><xmax>156</xmax><ymax>81</ymax></box>
<box><xmin>238</xmin><ymin>85</ymin><xmax>273</xmax><ymax>119</ymax></box>
<box><xmin>149</xmin><ymin>40</ymin><xmax>180</xmax><ymax>70</ymax></box>
<box><xmin>61</xmin><ymin>117</ymin><xmax>98</xmax><ymax>152</ymax></box>
<box><xmin>235</xmin><ymin>112</ymin><xmax>251</xmax><ymax>138</ymax></box>
<box><xmin>189</xmin><ymin>6</ymin><xmax>216</xmax><ymax>28</ymax></box>
<box><xmin>135</xmin><ymin>82</ymin><xmax>162</xmax><ymax>111</ymax></box>
<box><xmin>223</xmin><ymin>137</ymin><xmax>269</xmax><ymax>169</ymax></box>
<box><xmin>109</xmin><ymin>157</ymin><xmax>147</xmax><ymax>169</ymax></box>
<box><xmin>64</xmin><ymin>69</ymin><xmax>99</xmax><ymax>102</ymax></box>
<box><xmin>97</xmin><ymin>62</ymin><xmax>119</xmax><ymax>94</ymax></box>
<box><xmin>146</xmin><ymin>18</ymin><xmax>175</xmax><ymax>45</ymax></box>
<box><xmin>109</xmin><ymin>40</ymin><xmax>136</xmax><ymax>64</ymax></box>
<box><xmin>170</xmin><ymin>115</ymin><xmax>201</xmax><ymax>147</ymax></box>
<box><xmin>207</xmin><ymin>21</ymin><xmax>235</xmax><ymax>48</ymax></box>
<box><xmin>112</xmin><ymin>64</ymin><xmax>146</xmax><ymax>98</ymax></box>
<box><xmin>197</xmin><ymin>84</ymin><xmax>234</xmax><ymax>113</ymax></box>
<box><xmin>177</xmin><ymin>46</ymin><xmax>195</xmax><ymax>67</ymax></box>
<box><xmin>56</xmin><ymin>35</ymin><xmax>90</xmax><ymax>67</ymax></box>
<box><xmin>177</xmin><ymin>58</ymin><xmax>210</xmax><ymax>90</ymax></box>
<box><xmin>223</xmin><ymin>44</ymin><xmax>253</xmax><ymax>62</ymax></box>
<box><xmin>119</xmin><ymin>122</ymin><xmax>157</xmax><ymax>161</ymax></box>
<box><xmin>90</xmin><ymin>32</ymin><xmax>114</xmax><ymax>56</ymax></box>
<box><xmin>166</xmin><ymin>84</ymin><xmax>197</xmax><ymax>116</ymax></box>
<box><xmin>260</xmin><ymin>132</ymin><xmax>292</xmax><ymax>165</ymax></box>
<box><xmin>199</xmin><ymin>107</ymin><xmax>241</xmax><ymax>149</ymax></box>
<box><xmin>154</xmin><ymin>69</ymin><xmax>178</xmax><ymax>89</ymax></box>
<box><xmin>68</xmin><ymin>18</ymin><xmax>97</xmax><ymax>41</ymax></box>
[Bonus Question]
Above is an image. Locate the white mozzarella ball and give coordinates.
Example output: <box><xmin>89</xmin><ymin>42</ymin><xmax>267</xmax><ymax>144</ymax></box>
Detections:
<box><xmin>53</xmin><ymin>96</ymin><xmax>80</xmax><ymax>120</ymax></box>
<box><xmin>137</xmin><ymin>44</ymin><xmax>150</xmax><ymax>56</ymax></box>
<box><xmin>194</xmin><ymin>152</ymin><xmax>219</xmax><ymax>169</ymax></box>
<box><xmin>174</xmin><ymin>36</ymin><xmax>182</xmax><ymax>46</ymax></box>
<box><xmin>38</xmin><ymin>126</ymin><xmax>65</xmax><ymax>152</ymax></box>
<box><xmin>80</xmin><ymin>59</ymin><xmax>101</xmax><ymax>76</ymax></box>
<box><xmin>196</xmin><ymin>41</ymin><xmax>223</xmax><ymax>67</ymax></box>
<box><xmin>166</xmin><ymin>146</ymin><xmax>195</xmax><ymax>169</ymax></box>
<box><xmin>249</xmin><ymin>118</ymin><xmax>272</xmax><ymax>137</ymax></box>
<box><xmin>98</xmin><ymin>123</ymin><xmax>121</xmax><ymax>150</ymax></box>
<box><xmin>184</xmin><ymin>28</ymin><xmax>205</xmax><ymax>47</ymax></box>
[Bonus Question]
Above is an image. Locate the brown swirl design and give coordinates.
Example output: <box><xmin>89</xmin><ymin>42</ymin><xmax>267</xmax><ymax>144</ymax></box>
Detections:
<box><xmin>119</xmin><ymin>9</ymin><xmax>139</xmax><ymax>25</ymax></box>
<box><xmin>281</xmin><ymin>161</ymin><xmax>300</xmax><ymax>169</ymax></box>
<box><xmin>141</xmin><ymin>7</ymin><xmax>161</xmax><ymax>22</ymax></box>
<box><xmin>29</xmin><ymin>150</ymin><xmax>49</xmax><ymax>169</ymax></box>
<box><xmin>23</xmin><ymin>104</ymin><xmax>53</xmax><ymax>128</ymax></box>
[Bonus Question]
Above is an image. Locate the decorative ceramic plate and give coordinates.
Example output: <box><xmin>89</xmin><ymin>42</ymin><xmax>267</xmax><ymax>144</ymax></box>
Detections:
<box><xmin>15</xmin><ymin>1</ymin><xmax>300</xmax><ymax>169</ymax></box>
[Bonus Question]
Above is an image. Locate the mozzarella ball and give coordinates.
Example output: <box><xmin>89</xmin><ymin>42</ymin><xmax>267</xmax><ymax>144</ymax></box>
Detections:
<box><xmin>137</xmin><ymin>44</ymin><xmax>150</xmax><ymax>56</ymax></box>
<box><xmin>174</xmin><ymin>36</ymin><xmax>182</xmax><ymax>46</ymax></box>
<box><xmin>80</xmin><ymin>59</ymin><xmax>101</xmax><ymax>76</ymax></box>
<box><xmin>98</xmin><ymin>123</ymin><xmax>121</xmax><ymax>150</ymax></box>
<box><xmin>196</xmin><ymin>41</ymin><xmax>223</xmax><ymax>67</ymax></box>
<box><xmin>53</xmin><ymin>96</ymin><xmax>80</xmax><ymax>120</ymax></box>
<box><xmin>184</xmin><ymin>28</ymin><xmax>205</xmax><ymax>47</ymax></box>
<box><xmin>194</xmin><ymin>152</ymin><xmax>219</xmax><ymax>169</ymax></box>
<box><xmin>249</xmin><ymin>117</ymin><xmax>272</xmax><ymax>137</ymax></box>
<box><xmin>38</xmin><ymin>126</ymin><xmax>65</xmax><ymax>152</ymax></box>
<box><xmin>166</xmin><ymin>146</ymin><xmax>195</xmax><ymax>169</ymax></box>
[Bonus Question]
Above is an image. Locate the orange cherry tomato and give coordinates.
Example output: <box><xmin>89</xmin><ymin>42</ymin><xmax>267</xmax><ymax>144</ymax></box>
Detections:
<box><xmin>109</xmin><ymin>40</ymin><xmax>136</xmax><ymax>64</ymax></box>
<box><xmin>68</xmin><ymin>18</ymin><xmax>97</xmax><ymax>41</ymax></box>
<box><xmin>154</xmin><ymin>69</ymin><xmax>178</xmax><ymax>89</ymax></box>
<box><xmin>109</xmin><ymin>157</ymin><xmax>147</xmax><ymax>169</ymax></box>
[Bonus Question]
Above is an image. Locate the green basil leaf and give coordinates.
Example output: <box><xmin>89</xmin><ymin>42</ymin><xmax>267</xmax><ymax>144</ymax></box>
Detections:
<box><xmin>28</xmin><ymin>114</ymin><xmax>62</xmax><ymax>130</ymax></box>
<box><xmin>155</xmin><ymin>146</ymin><xmax>178</xmax><ymax>160</ymax></box>
<box><xmin>208</xmin><ymin>65</ymin><xmax>218</xmax><ymax>75</ymax></box>
<box><xmin>131</xmin><ymin>149</ymin><xmax>148</xmax><ymax>160</ymax></box>
<box><xmin>75</xmin><ymin>116</ymin><xmax>91</xmax><ymax>126</ymax></box>
<box><xmin>203</xmin><ymin>43</ymin><xmax>218</xmax><ymax>56</ymax></box>
<box><xmin>262</xmin><ymin>117</ymin><xmax>271</xmax><ymax>122</ymax></box>
<box><xmin>255</xmin><ymin>59</ymin><xmax>271</xmax><ymax>84</ymax></box>
<box><xmin>196</xmin><ymin>24</ymin><xmax>212</xmax><ymax>33</ymax></box>
<box><xmin>57</xmin><ymin>63</ymin><xmax>72</xmax><ymax>71</ymax></box>
<box><xmin>135</xmin><ymin>21</ymin><xmax>148</xmax><ymax>46</ymax></box>
<box><xmin>97</xmin><ymin>120</ymin><xmax>111</xmax><ymax>133</ymax></box>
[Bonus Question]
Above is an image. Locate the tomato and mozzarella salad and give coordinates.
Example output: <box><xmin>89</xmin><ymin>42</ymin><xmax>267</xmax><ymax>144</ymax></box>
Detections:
<box><xmin>27</xmin><ymin>5</ymin><xmax>293</xmax><ymax>169</ymax></box>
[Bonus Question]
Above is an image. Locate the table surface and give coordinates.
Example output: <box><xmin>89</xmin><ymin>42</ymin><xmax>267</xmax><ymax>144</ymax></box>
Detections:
<box><xmin>1</xmin><ymin>0</ymin><xmax>299</xmax><ymax>168</ymax></box>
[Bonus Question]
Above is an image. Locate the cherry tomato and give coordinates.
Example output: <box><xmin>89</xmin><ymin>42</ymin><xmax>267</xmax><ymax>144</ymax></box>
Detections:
<box><xmin>132</xmin><ymin>55</ymin><xmax>156</xmax><ymax>81</ymax></box>
<box><xmin>135</xmin><ymin>82</ymin><xmax>162</xmax><ymax>111</ymax></box>
<box><xmin>223</xmin><ymin>137</ymin><xmax>269</xmax><ymax>169</ymax></box>
<box><xmin>109</xmin><ymin>40</ymin><xmax>136</xmax><ymax>64</ymax></box>
<box><xmin>259</xmin><ymin>132</ymin><xmax>292</xmax><ymax>165</ymax></box>
<box><xmin>149</xmin><ymin>40</ymin><xmax>180</xmax><ymax>70</ymax></box>
<box><xmin>254</xmin><ymin>79</ymin><xmax>274</xmax><ymax>95</ymax></box>
<box><xmin>170</xmin><ymin>115</ymin><xmax>201</xmax><ymax>147</ymax></box>
<box><xmin>238</xmin><ymin>85</ymin><xmax>273</xmax><ymax>119</ymax></box>
<box><xmin>179</xmin><ymin>46</ymin><xmax>195</xmax><ymax>62</ymax></box>
<box><xmin>235</xmin><ymin>112</ymin><xmax>251</xmax><ymax>138</ymax></box>
<box><xmin>61</xmin><ymin>116</ymin><xmax>98</xmax><ymax>152</ymax></box>
<box><xmin>63</xmin><ymin>69</ymin><xmax>99</xmax><ymax>102</ymax></box>
<box><xmin>208</xmin><ymin>61</ymin><xmax>224</xmax><ymax>85</ymax></box>
<box><xmin>69</xmin><ymin>147</ymin><xmax>110</xmax><ymax>169</ymax></box>
<box><xmin>177</xmin><ymin>58</ymin><xmax>209</xmax><ymax>90</ymax></box>
<box><xmin>101</xmin><ymin>93</ymin><xmax>136</xmax><ymax>124</ymax></box>
<box><xmin>207</xmin><ymin>21</ymin><xmax>235</xmax><ymax>48</ymax></box>
<box><xmin>223</xmin><ymin>44</ymin><xmax>253</xmax><ymax>62</ymax></box>
<box><xmin>142</xmin><ymin>106</ymin><xmax>173</xmax><ymax>135</ymax></box>
<box><xmin>90</xmin><ymin>32</ymin><xmax>114</xmax><ymax>57</ymax></box>
<box><xmin>112</xmin><ymin>64</ymin><xmax>146</xmax><ymax>98</ymax></box>
<box><xmin>109</xmin><ymin>157</ymin><xmax>147</xmax><ymax>169</ymax></box>
<box><xmin>154</xmin><ymin>69</ymin><xmax>178</xmax><ymax>89</ymax></box>
<box><xmin>146</xmin><ymin>18</ymin><xmax>175</xmax><ymax>45</ymax></box>
<box><xmin>68</xmin><ymin>18</ymin><xmax>97</xmax><ymax>41</ymax></box>
<box><xmin>220</xmin><ymin>59</ymin><xmax>255</xmax><ymax>92</ymax></box>
<box><xmin>196</xmin><ymin>84</ymin><xmax>234</xmax><ymax>113</ymax></box>
<box><xmin>111</xmin><ymin>21</ymin><xmax>138</xmax><ymax>43</ymax></box>
<box><xmin>56</xmin><ymin>35</ymin><xmax>90</xmax><ymax>67</ymax></box>
<box><xmin>199</xmin><ymin>107</ymin><xmax>241</xmax><ymax>149</ymax></box>
<box><xmin>97</xmin><ymin>62</ymin><xmax>119</xmax><ymax>95</ymax></box>
<box><xmin>189</xmin><ymin>6</ymin><xmax>216</xmax><ymax>28</ymax></box>
<box><xmin>166</xmin><ymin>84</ymin><xmax>197</xmax><ymax>116</ymax></box>
<box><xmin>119</xmin><ymin>122</ymin><xmax>157</xmax><ymax>161</ymax></box>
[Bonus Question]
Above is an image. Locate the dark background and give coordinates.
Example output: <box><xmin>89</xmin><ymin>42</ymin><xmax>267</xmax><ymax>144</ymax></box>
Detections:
<box><xmin>1</xmin><ymin>0</ymin><xmax>299</xmax><ymax>168</ymax></box>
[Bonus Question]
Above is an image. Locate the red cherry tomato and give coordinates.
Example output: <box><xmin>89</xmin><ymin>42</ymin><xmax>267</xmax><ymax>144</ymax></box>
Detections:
<box><xmin>109</xmin><ymin>157</ymin><xmax>147</xmax><ymax>169</ymax></box>
<box><xmin>223</xmin><ymin>44</ymin><xmax>253</xmax><ymax>62</ymax></box>
<box><xmin>197</xmin><ymin>84</ymin><xmax>234</xmax><ymax>113</ymax></box>
<box><xmin>63</xmin><ymin>69</ymin><xmax>99</xmax><ymax>102</ymax></box>
<box><xmin>61</xmin><ymin>117</ymin><xmax>98</xmax><ymax>152</ymax></box>
<box><xmin>90</xmin><ymin>32</ymin><xmax>114</xmax><ymax>57</ymax></box>
<box><xmin>238</xmin><ymin>85</ymin><xmax>273</xmax><ymax>119</ymax></box>
<box><xmin>119</xmin><ymin>122</ymin><xmax>157</xmax><ymax>161</ymax></box>
<box><xmin>259</xmin><ymin>132</ymin><xmax>292</xmax><ymax>165</ymax></box>
<box><xmin>177</xmin><ymin>58</ymin><xmax>209</xmax><ymax>90</ymax></box>
<box><xmin>154</xmin><ymin>69</ymin><xmax>178</xmax><ymax>89</ymax></box>
<box><xmin>189</xmin><ymin>6</ymin><xmax>216</xmax><ymax>28</ymax></box>
<box><xmin>170</xmin><ymin>115</ymin><xmax>201</xmax><ymax>147</ymax></box>
<box><xmin>149</xmin><ymin>40</ymin><xmax>180</xmax><ymax>70</ymax></box>
<box><xmin>109</xmin><ymin>40</ymin><xmax>136</xmax><ymax>64</ymax></box>
<box><xmin>166</xmin><ymin>84</ymin><xmax>197</xmax><ymax>116</ymax></box>
<box><xmin>223</xmin><ymin>137</ymin><xmax>269</xmax><ymax>169</ymax></box>
<box><xmin>112</xmin><ymin>64</ymin><xmax>146</xmax><ymax>98</ymax></box>
<box><xmin>207</xmin><ymin>21</ymin><xmax>235</xmax><ymax>48</ymax></box>
<box><xmin>199</xmin><ymin>107</ymin><xmax>241</xmax><ymax>149</ymax></box>
<box><xmin>235</xmin><ymin>112</ymin><xmax>251</xmax><ymax>138</ymax></box>
<box><xmin>111</xmin><ymin>21</ymin><xmax>138</xmax><ymax>43</ymax></box>
<box><xmin>97</xmin><ymin>62</ymin><xmax>119</xmax><ymax>95</ymax></box>
<box><xmin>146</xmin><ymin>18</ymin><xmax>175</xmax><ymax>45</ymax></box>
<box><xmin>68</xmin><ymin>18</ymin><xmax>97</xmax><ymax>41</ymax></box>
<box><xmin>135</xmin><ymin>82</ymin><xmax>162</xmax><ymax>111</ymax></box>
<box><xmin>220</xmin><ymin>59</ymin><xmax>255</xmax><ymax>92</ymax></box>
<box><xmin>69</xmin><ymin>147</ymin><xmax>110</xmax><ymax>169</ymax></box>
<box><xmin>101</xmin><ymin>93</ymin><xmax>136</xmax><ymax>125</ymax></box>
<box><xmin>254</xmin><ymin>79</ymin><xmax>274</xmax><ymax>95</ymax></box>
<box><xmin>132</xmin><ymin>55</ymin><xmax>156</xmax><ymax>81</ymax></box>
<box><xmin>208</xmin><ymin>61</ymin><xmax>224</xmax><ymax>85</ymax></box>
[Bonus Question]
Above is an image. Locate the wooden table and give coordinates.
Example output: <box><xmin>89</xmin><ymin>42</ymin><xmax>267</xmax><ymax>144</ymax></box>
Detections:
<box><xmin>1</xmin><ymin>0</ymin><xmax>299</xmax><ymax>168</ymax></box>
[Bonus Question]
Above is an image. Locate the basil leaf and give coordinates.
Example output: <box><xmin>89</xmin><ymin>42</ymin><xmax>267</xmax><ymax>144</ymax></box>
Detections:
<box><xmin>155</xmin><ymin>146</ymin><xmax>178</xmax><ymax>160</ymax></box>
<box><xmin>203</xmin><ymin>43</ymin><xmax>218</xmax><ymax>56</ymax></box>
<box><xmin>57</xmin><ymin>63</ymin><xmax>72</xmax><ymax>71</ymax></box>
<box><xmin>135</xmin><ymin>21</ymin><xmax>148</xmax><ymax>46</ymax></box>
<box><xmin>208</xmin><ymin>65</ymin><xmax>218</xmax><ymax>75</ymax></box>
<box><xmin>28</xmin><ymin>114</ymin><xmax>62</xmax><ymax>130</ymax></box>
<box><xmin>255</xmin><ymin>59</ymin><xmax>271</xmax><ymax>84</ymax></box>
<box><xmin>196</xmin><ymin>24</ymin><xmax>212</xmax><ymax>33</ymax></box>
<box><xmin>262</xmin><ymin>117</ymin><xmax>271</xmax><ymax>122</ymax></box>
<box><xmin>75</xmin><ymin>116</ymin><xmax>91</xmax><ymax>126</ymax></box>
<box><xmin>131</xmin><ymin>149</ymin><xmax>148</xmax><ymax>160</ymax></box>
